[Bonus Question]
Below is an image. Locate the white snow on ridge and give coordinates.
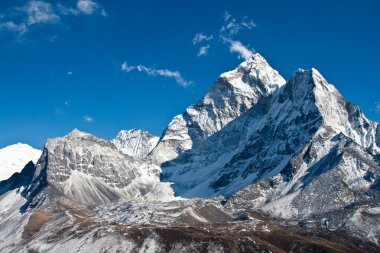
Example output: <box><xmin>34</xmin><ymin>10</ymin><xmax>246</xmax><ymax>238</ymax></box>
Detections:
<box><xmin>0</xmin><ymin>143</ymin><xmax>42</xmax><ymax>181</ymax></box>
<box><xmin>149</xmin><ymin>53</ymin><xmax>286</xmax><ymax>165</ymax></box>
<box><xmin>112</xmin><ymin>129</ymin><xmax>159</xmax><ymax>160</ymax></box>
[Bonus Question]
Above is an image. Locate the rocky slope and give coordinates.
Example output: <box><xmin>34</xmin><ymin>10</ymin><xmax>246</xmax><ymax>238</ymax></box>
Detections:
<box><xmin>13</xmin><ymin>216</ymin><xmax>380</xmax><ymax>252</ymax></box>
<box><xmin>20</xmin><ymin>129</ymin><xmax>174</xmax><ymax>210</ymax></box>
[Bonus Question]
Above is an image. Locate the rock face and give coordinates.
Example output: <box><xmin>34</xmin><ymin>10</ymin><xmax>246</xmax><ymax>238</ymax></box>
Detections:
<box><xmin>22</xmin><ymin>129</ymin><xmax>174</xmax><ymax>208</ymax></box>
<box><xmin>112</xmin><ymin>129</ymin><xmax>159</xmax><ymax>159</ymax></box>
<box><xmin>0</xmin><ymin>143</ymin><xmax>42</xmax><ymax>181</ymax></box>
<box><xmin>0</xmin><ymin>161</ymin><xmax>36</xmax><ymax>196</ymax></box>
<box><xmin>161</xmin><ymin>68</ymin><xmax>379</xmax><ymax>207</ymax></box>
<box><xmin>149</xmin><ymin>53</ymin><xmax>286</xmax><ymax>165</ymax></box>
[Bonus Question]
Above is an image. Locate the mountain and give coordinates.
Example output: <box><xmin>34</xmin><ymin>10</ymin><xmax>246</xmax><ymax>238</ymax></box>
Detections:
<box><xmin>161</xmin><ymin>68</ymin><xmax>379</xmax><ymax>198</ymax></box>
<box><xmin>21</xmin><ymin>129</ymin><xmax>174</xmax><ymax>210</ymax></box>
<box><xmin>0</xmin><ymin>143</ymin><xmax>42</xmax><ymax>181</ymax></box>
<box><xmin>0</xmin><ymin>53</ymin><xmax>379</xmax><ymax>252</ymax></box>
<box><xmin>149</xmin><ymin>53</ymin><xmax>286</xmax><ymax>165</ymax></box>
<box><xmin>161</xmin><ymin>67</ymin><xmax>380</xmax><ymax>244</ymax></box>
<box><xmin>112</xmin><ymin>129</ymin><xmax>159</xmax><ymax>159</ymax></box>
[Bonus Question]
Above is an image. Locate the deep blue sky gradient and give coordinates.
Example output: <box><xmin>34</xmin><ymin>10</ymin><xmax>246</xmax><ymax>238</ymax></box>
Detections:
<box><xmin>0</xmin><ymin>0</ymin><xmax>379</xmax><ymax>147</ymax></box>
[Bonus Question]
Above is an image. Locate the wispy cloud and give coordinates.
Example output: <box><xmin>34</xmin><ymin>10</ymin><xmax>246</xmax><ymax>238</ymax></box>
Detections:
<box><xmin>219</xmin><ymin>11</ymin><xmax>255</xmax><ymax>60</ymax></box>
<box><xmin>0</xmin><ymin>0</ymin><xmax>107</xmax><ymax>41</ymax></box>
<box><xmin>222</xmin><ymin>37</ymin><xmax>254</xmax><ymax>60</ymax></box>
<box><xmin>121</xmin><ymin>62</ymin><xmax>135</xmax><ymax>72</ymax></box>
<box><xmin>0</xmin><ymin>0</ymin><xmax>59</xmax><ymax>37</ymax></box>
<box><xmin>197</xmin><ymin>45</ymin><xmax>210</xmax><ymax>57</ymax></box>
<box><xmin>77</xmin><ymin>0</ymin><xmax>107</xmax><ymax>16</ymax></box>
<box><xmin>56</xmin><ymin>4</ymin><xmax>80</xmax><ymax>16</ymax></box>
<box><xmin>192</xmin><ymin>33</ymin><xmax>213</xmax><ymax>58</ymax></box>
<box><xmin>83</xmin><ymin>115</ymin><xmax>94</xmax><ymax>123</ymax></box>
<box><xmin>0</xmin><ymin>21</ymin><xmax>28</xmax><ymax>35</ymax></box>
<box><xmin>220</xmin><ymin>11</ymin><xmax>256</xmax><ymax>37</ymax></box>
<box><xmin>24</xmin><ymin>1</ymin><xmax>60</xmax><ymax>25</ymax></box>
<box><xmin>121</xmin><ymin>62</ymin><xmax>192</xmax><ymax>87</ymax></box>
<box><xmin>57</xmin><ymin>0</ymin><xmax>107</xmax><ymax>17</ymax></box>
<box><xmin>67</xmin><ymin>71</ymin><xmax>73</xmax><ymax>76</ymax></box>
<box><xmin>193</xmin><ymin>33</ymin><xmax>214</xmax><ymax>57</ymax></box>
<box><xmin>192</xmin><ymin>11</ymin><xmax>256</xmax><ymax>60</ymax></box>
<box><xmin>192</xmin><ymin>33</ymin><xmax>213</xmax><ymax>45</ymax></box>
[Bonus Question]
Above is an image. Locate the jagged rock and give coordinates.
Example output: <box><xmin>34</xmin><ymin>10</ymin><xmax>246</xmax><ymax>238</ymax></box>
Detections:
<box><xmin>22</xmin><ymin>129</ymin><xmax>174</xmax><ymax>208</ymax></box>
<box><xmin>149</xmin><ymin>53</ymin><xmax>286</xmax><ymax>165</ymax></box>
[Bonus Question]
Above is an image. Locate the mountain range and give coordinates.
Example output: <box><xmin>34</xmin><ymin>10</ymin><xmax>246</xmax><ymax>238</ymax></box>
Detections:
<box><xmin>0</xmin><ymin>53</ymin><xmax>379</xmax><ymax>252</ymax></box>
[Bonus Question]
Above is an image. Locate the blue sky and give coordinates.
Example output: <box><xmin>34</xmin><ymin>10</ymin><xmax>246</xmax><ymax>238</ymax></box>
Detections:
<box><xmin>0</xmin><ymin>0</ymin><xmax>379</xmax><ymax>148</ymax></box>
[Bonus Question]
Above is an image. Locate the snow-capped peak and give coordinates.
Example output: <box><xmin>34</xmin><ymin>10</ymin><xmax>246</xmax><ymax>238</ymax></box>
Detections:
<box><xmin>239</xmin><ymin>52</ymin><xmax>273</xmax><ymax>70</ymax></box>
<box><xmin>0</xmin><ymin>143</ymin><xmax>42</xmax><ymax>181</ymax></box>
<box><xmin>220</xmin><ymin>52</ymin><xmax>285</xmax><ymax>92</ymax></box>
<box><xmin>278</xmin><ymin>67</ymin><xmax>379</xmax><ymax>153</ymax></box>
<box><xmin>149</xmin><ymin>52</ymin><xmax>286</xmax><ymax>165</ymax></box>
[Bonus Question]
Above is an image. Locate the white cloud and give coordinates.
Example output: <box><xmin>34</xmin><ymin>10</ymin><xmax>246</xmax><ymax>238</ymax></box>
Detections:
<box><xmin>24</xmin><ymin>1</ymin><xmax>60</xmax><ymax>25</ymax></box>
<box><xmin>0</xmin><ymin>0</ymin><xmax>59</xmax><ymax>36</ymax></box>
<box><xmin>197</xmin><ymin>45</ymin><xmax>210</xmax><ymax>57</ymax></box>
<box><xmin>223</xmin><ymin>10</ymin><xmax>232</xmax><ymax>22</ymax></box>
<box><xmin>57</xmin><ymin>4</ymin><xmax>80</xmax><ymax>16</ymax></box>
<box><xmin>77</xmin><ymin>0</ymin><xmax>97</xmax><ymax>14</ymax></box>
<box><xmin>193</xmin><ymin>33</ymin><xmax>213</xmax><ymax>58</ymax></box>
<box><xmin>0</xmin><ymin>0</ymin><xmax>107</xmax><ymax>40</ymax></box>
<box><xmin>219</xmin><ymin>12</ymin><xmax>256</xmax><ymax>60</ymax></box>
<box><xmin>192</xmin><ymin>11</ymin><xmax>256</xmax><ymax>60</ymax></box>
<box><xmin>220</xmin><ymin>11</ymin><xmax>256</xmax><ymax>37</ymax></box>
<box><xmin>83</xmin><ymin>115</ymin><xmax>94</xmax><ymax>123</ymax></box>
<box><xmin>192</xmin><ymin>33</ymin><xmax>213</xmax><ymax>45</ymax></box>
<box><xmin>121</xmin><ymin>62</ymin><xmax>192</xmax><ymax>87</ymax></box>
<box><xmin>0</xmin><ymin>21</ymin><xmax>28</xmax><ymax>35</ymax></box>
<box><xmin>224</xmin><ymin>38</ymin><xmax>254</xmax><ymax>60</ymax></box>
<box><xmin>121</xmin><ymin>62</ymin><xmax>135</xmax><ymax>72</ymax></box>
<box><xmin>77</xmin><ymin>0</ymin><xmax>107</xmax><ymax>16</ymax></box>
<box><xmin>241</xmin><ymin>17</ymin><xmax>256</xmax><ymax>30</ymax></box>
